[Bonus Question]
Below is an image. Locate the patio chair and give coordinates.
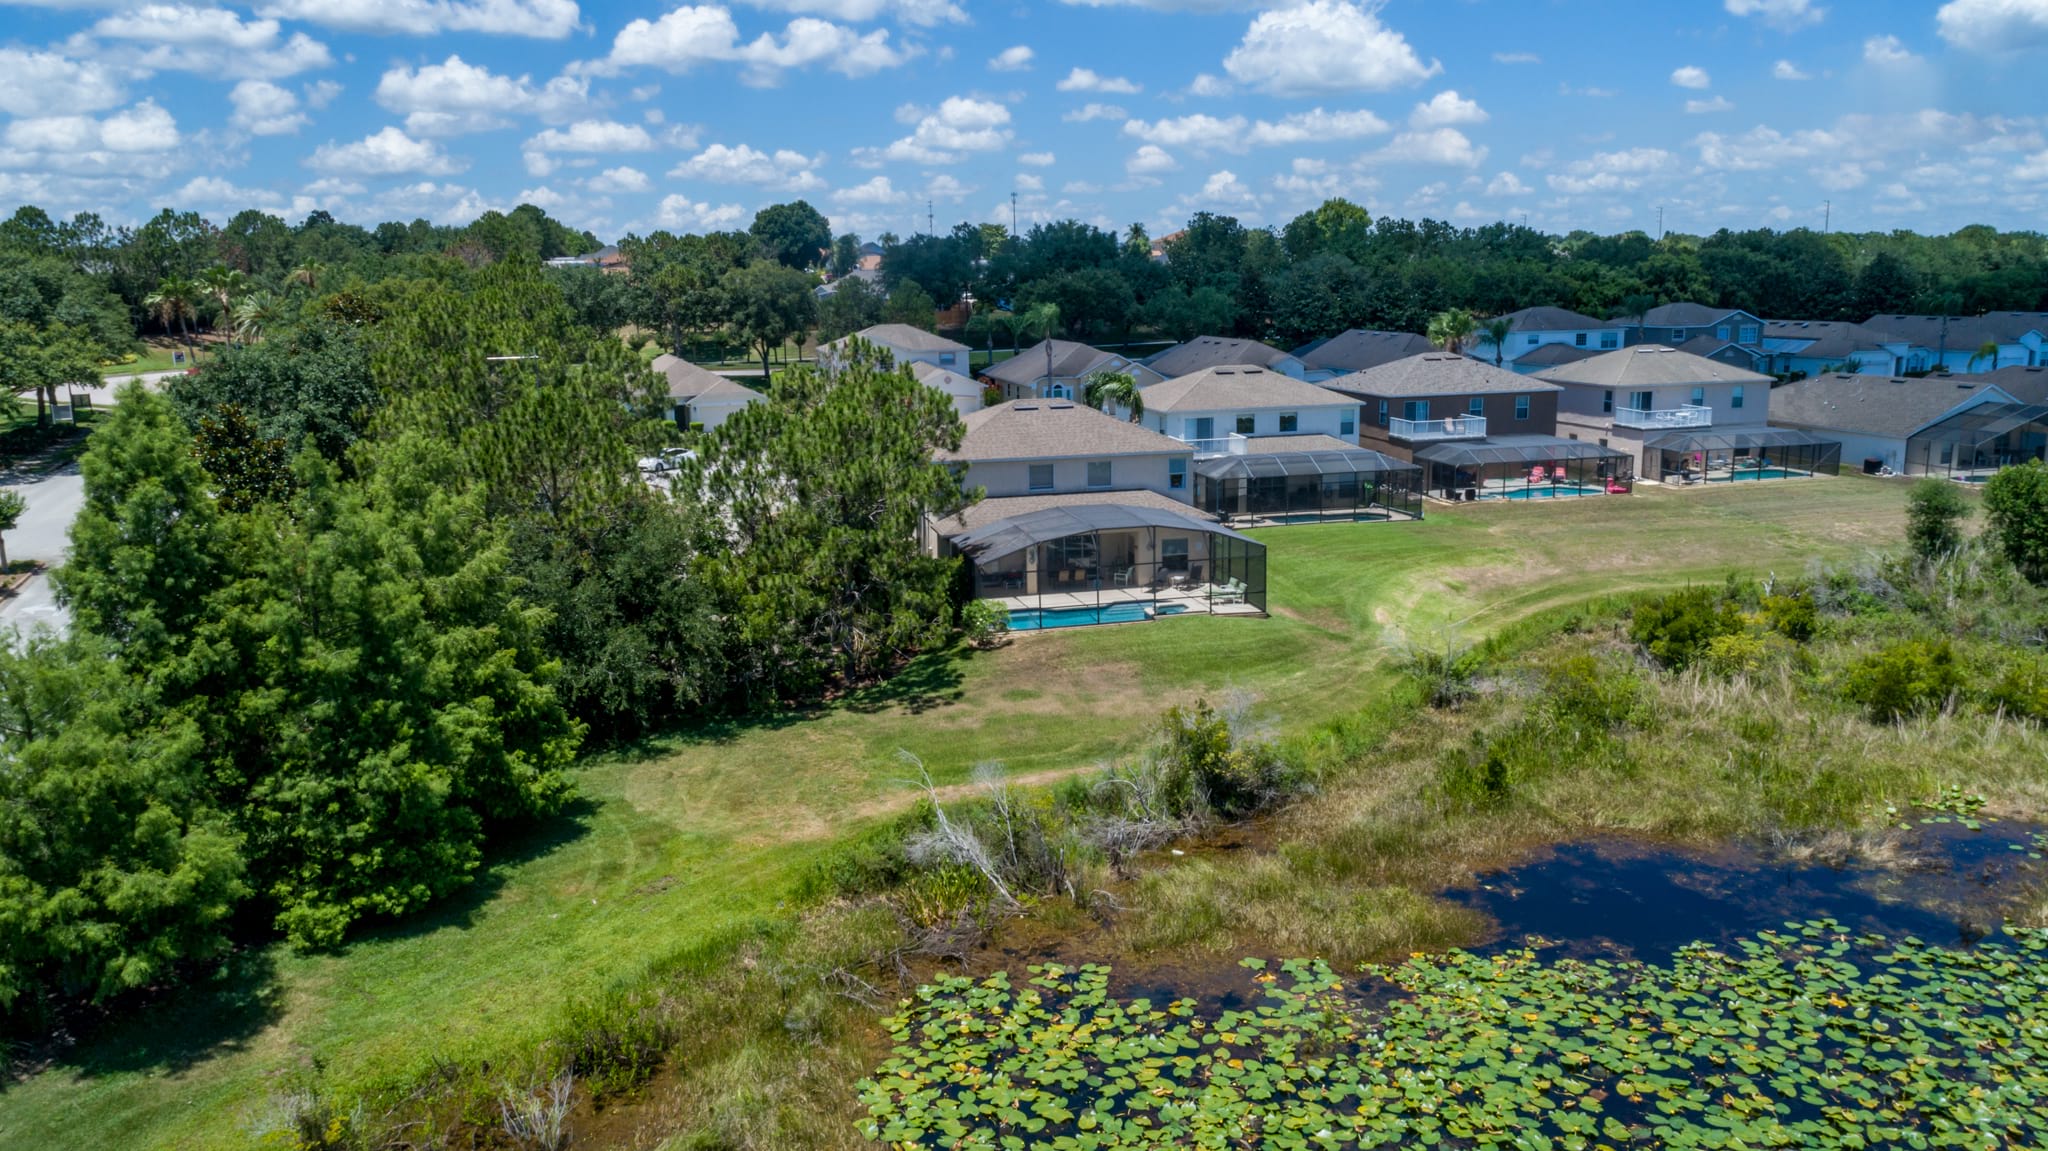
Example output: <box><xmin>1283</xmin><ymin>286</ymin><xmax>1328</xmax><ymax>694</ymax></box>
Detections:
<box><xmin>1215</xmin><ymin>578</ymin><xmax>1247</xmax><ymax>605</ymax></box>
<box><xmin>1112</xmin><ymin>566</ymin><xmax>1135</xmax><ymax>587</ymax></box>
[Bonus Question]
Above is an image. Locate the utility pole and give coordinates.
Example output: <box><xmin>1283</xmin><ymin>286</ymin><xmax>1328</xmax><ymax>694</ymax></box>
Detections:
<box><xmin>1011</xmin><ymin>191</ymin><xmax>1018</xmax><ymax>236</ymax></box>
<box><xmin>1656</xmin><ymin>206</ymin><xmax>1664</xmax><ymax>240</ymax></box>
<box><xmin>927</xmin><ymin>200</ymin><xmax>934</xmax><ymax>237</ymax></box>
<box><xmin>1823</xmin><ymin>200</ymin><xmax>1831</xmax><ymax>233</ymax></box>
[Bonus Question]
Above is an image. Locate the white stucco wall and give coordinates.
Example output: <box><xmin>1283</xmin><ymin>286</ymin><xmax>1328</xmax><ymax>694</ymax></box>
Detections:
<box><xmin>962</xmin><ymin>453</ymin><xmax>1193</xmax><ymax>502</ymax></box>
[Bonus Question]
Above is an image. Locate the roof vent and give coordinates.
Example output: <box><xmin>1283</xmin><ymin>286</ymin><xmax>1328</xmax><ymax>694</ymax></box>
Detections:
<box><xmin>1048</xmin><ymin>401</ymin><xmax>1074</xmax><ymax>409</ymax></box>
<box><xmin>1015</xmin><ymin>403</ymin><xmax>1039</xmax><ymax>410</ymax></box>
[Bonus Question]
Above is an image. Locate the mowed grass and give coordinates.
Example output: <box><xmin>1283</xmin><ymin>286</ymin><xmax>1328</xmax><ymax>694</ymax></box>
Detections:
<box><xmin>0</xmin><ymin>475</ymin><xmax>1913</xmax><ymax>1151</ymax></box>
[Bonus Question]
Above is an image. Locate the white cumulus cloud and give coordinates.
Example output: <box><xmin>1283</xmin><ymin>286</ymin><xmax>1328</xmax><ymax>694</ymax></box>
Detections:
<box><xmin>85</xmin><ymin>4</ymin><xmax>334</xmax><ymax>80</ymax></box>
<box><xmin>1724</xmin><ymin>0</ymin><xmax>1825</xmax><ymax>30</ymax></box>
<box><xmin>1863</xmin><ymin>34</ymin><xmax>1917</xmax><ymax>64</ymax></box>
<box><xmin>308</xmin><ymin>125</ymin><xmax>464</xmax><ymax>175</ymax></box>
<box><xmin>0</xmin><ymin>49</ymin><xmax>126</xmax><ymax>117</ymax></box>
<box><xmin>1686</xmin><ymin>96</ymin><xmax>1735</xmax><ymax>114</ymax></box>
<box><xmin>1056</xmin><ymin>67</ymin><xmax>1140</xmax><ymax>93</ymax></box>
<box><xmin>1936</xmin><ymin>0</ymin><xmax>2048</xmax><ymax>52</ymax></box>
<box><xmin>1063</xmin><ymin>102</ymin><xmax>1126</xmax><ymax>122</ymax></box>
<box><xmin>832</xmin><ymin>175</ymin><xmax>906</xmax><ymax>204</ymax></box>
<box><xmin>670</xmin><ymin>142</ymin><xmax>824</xmax><ymax>190</ymax></box>
<box><xmin>1126</xmin><ymin>144</ymin><xmax>1177</xmax><ymax>175</ymax></box>
<box><xmin>1123</xmin><ymin>107</ymin><xmax>1388</xmax><ymax>152</ymax></box>
<box><xmin>1773</xmin><ymin>59</ymin><xmax>1810</xmax><ymax>80</ymax></box>
<box><xmin>1409</xmin><ymin>90</ymin><xmax>1487</xmax><ymax>128</ymax></box>
<box><xmin>590</xmin><ymin>5</ymin><xmax>916</xmax><ymax>85</ymax></box>
<box><xmin>1371</xmin><ymin>127</ymin><xmax>1486</xmax><ymax>167</ymax></box>
<box><xmin>853</xmin><ymin>95</ymin><xmax>1011</xmax><ymax>164</ymax></box>
<box><xmin>5</xmin><ymin>100</ymin><xmax>182</xmax><ymax>155</ymax></box>
<box><xmin>230</xmin><ymin>80</ymin><xmax>309</xmax><ymax>135</ymax></box>
<box><xmin>1670</xmin><ymin>65</ymin><xmax>1711</xmax><ymax>89</ymax></box>
<box><xmin>1222</xmin><ymin>0</ymin><xmax>1439</xmax><ymax>97</ymax></box>
<box><xmin>1018</xmin><ymin>151</ymin><xmax>1055</xmax><ymax>166</ymax></box>
<box><xmin>376</xmin><ymin>55</ymin><xmax>588</xmax><ymax>135</ymax></box>
<box><xmin>988</xmin><ymin>45</ymin><xmax>1033</xmax><ymax>70</ymax></box>
<box><xmin>655</xmin><ymin>194</ymin><xmax>747</xmax><ymax>229</ymax></box>
<box><xmin>526</xmin><ymin>120</ymin><xmax>659</xmax><ymax>153</ymax></box>
<box><xmin>257</xmin><ymin>0</ymin><xmax>579</xmax><ymax>38</ymax></box>
<box><xmin>585</xmin><ymin>165</ymin><xmax>651</xmax><ymax>192</ymax></box>
<box><xmin>1486</xmin><ymin>171</ymin><xmax>1529</xmax><ymax>196</ymax></box>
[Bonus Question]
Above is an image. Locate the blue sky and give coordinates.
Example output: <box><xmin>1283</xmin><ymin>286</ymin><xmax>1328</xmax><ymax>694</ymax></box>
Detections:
<box><xmin>2</xmin><ymin>0</ymin><xmax>2045</xmax><ymax>243</ymax></box>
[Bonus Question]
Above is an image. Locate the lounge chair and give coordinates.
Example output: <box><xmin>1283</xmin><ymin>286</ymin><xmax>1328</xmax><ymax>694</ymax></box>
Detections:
<box><xmin>1214</xmin><ymin>578</ymin><xmax>1247</xmax><ymax>605</ymax></box>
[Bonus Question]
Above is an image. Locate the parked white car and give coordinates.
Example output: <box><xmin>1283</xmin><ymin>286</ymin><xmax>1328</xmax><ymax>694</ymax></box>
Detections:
<box><xmin>637</xmin><ymin>447</ymin><xmax>696</xmax><ymax>473</ymax></box>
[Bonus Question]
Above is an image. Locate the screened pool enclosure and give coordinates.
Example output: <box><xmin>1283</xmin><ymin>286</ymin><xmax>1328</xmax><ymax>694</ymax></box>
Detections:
<box><xmin>1192</xmin><ymin>445</ymin><xmax>1423</xmax><ymax>525</ymax></box>
<box><xmin>1903</xmin><ymin>402</ymin><xmax>2048</xmax><ymax>479</ymax></box>
<box><xmin>951</xmin><ymin>503</ymin><xmax>1267</xmax><ymax>625</ymax></box>
<box><xmin>1412</xmin><ymin>436</ymin><xmax>1634</xmax><ymax>502</ymax></box>
<box><xmin>1645</xmin><ymin>428</ymin><xmax>1842</xmax><ymax>483</ymax></box>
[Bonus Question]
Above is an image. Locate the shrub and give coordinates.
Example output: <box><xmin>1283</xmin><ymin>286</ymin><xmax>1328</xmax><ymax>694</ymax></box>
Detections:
<box><xmin>1983</xmin><ymin>656</ymin><xmax>2048</xmax><ymax>724</ymax></box>
<box><xmin>1397</xmin><ymin>636</ymin><xmax>1482</xmax><ymax>709</ymax></box>
<box><xmin>1841</xmin><ymin>638</ymin><xmax>1963</xmax><ymax>722</ymax></box>
<box><xmin>1703</xmin><ymin>632</ymin><xmax>1770</xmax><ymax>677</ymax></box>
<box><xmin>1760</xmin><ymin>592</ymin><xmax>1819</xmax><ymax>642</ymax></box>
<box><xmin>1156</xmin><ymin>700</ymin><xmax>1291</xmax><ymax>820</ymax></box>
<box><xmin>1629</xmin><ymin>587</ymin><xmax>1743</xmax><ymax>669</ymax></box>
<box><xmin>960</xmin><ymin>599</ymin><xmax>1010</xmax><ymax>649</ymax></box>
<box><xmin>1905</xmin><ymin>477</ymin><xmax>1971</xmax><ymax>559</ymax></box>
<box><xmin>1983</xmin><ymin>460</ymin><xmax>2048</xmax><ymax>583</ymax></box>
<box><xmin>1543</xmin><ymin>654</ymin><xmax>1647</xmax><ymax>732</ymax></box>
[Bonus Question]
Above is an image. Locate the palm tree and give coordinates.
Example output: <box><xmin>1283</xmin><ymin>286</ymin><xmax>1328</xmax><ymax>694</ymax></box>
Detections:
<box><xmin>1016</xmin><ymin>302</ymin><xmax>1063</xmax><ymax>393</ymax></box>
<box><xmin>965</xmin><ymin>306</ymin><xmax>1011</xmax><ymax>372</ymax></box>
<box><xmin>1968</xmin><ymin>340</ymin><xmax>2001</xmax><ymax>372</ymax></box>
<box><xmin>1082</xmin><ymin>370</ymin><xmax>1145</xmax><ymax>423</ymax></box>
<box><xmin>233</xmin><ymin>291</ymin><xmax>282</xmax><ymax>343</ymax></box>
<box><xmin>1426</xmin><ymin>308</ymin><xmax>1477</xmax><ymax>355</ymax></box>
<box><xmin>1620</xmin><ymin>292</ymin><xmax>1657</xmax><ymax>346</ymax></box>
<box><xmin>144</xmin><ymin>276</ymin><xmax>200</xmax><ymax>363</ymax></box>
<box><xmin>198</xmin><ymin>265</ymin><xmax>250</xmax><ymax>340</ymax></box>
<box><xmin>288</xmin><ymin>260</ymin><xmax>327</xmax><ymax>296</ymax></box>
<box><xmin>1476</xmin><ymin>316</ymin><xmax>1515</xmax><ymax>366</ymax></box>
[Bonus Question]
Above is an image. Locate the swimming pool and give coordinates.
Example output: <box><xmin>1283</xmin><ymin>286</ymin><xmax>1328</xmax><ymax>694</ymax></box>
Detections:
<box><xmin>1483</xmin><ymin>484</ymin><xmax>1607</xmax><ymax>501</ymax></box>
<box><xmin>1007</xmin><ymin>603</ymin><xmax>1191</xmax><ymax>631</ymax></box>
<box><xmin>1710</xmin><ymin>468</ymin><xmax>1810</xmax><ymax>481</ymax></box>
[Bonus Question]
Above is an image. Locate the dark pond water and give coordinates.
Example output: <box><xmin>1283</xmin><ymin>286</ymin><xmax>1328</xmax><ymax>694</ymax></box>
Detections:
<box><xmin>1445</xmin><ymin>821</ymin><xmax>2045</xmax><ymax>961</ymax></box>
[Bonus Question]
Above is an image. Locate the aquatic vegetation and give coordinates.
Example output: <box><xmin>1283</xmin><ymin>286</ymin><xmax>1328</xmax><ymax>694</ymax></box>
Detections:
<box><xmin>859</xmin><ymin>922</ymin><xmax>2048</xmax><ymax>1148</ymax></box>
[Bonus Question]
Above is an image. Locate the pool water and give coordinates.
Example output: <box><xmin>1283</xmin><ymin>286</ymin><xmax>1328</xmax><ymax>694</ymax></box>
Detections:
<box><xmin>1709</xmin><ymin>467</ymin><xmax>1810</xmax><ymax>481</ymax></box>
<box><xmin>1484</xmin><ymin>484</ymin><xmax>1608</xmax><ymax>501</ymax></box>
<box><xmin>1007</xmin><ymin>602</ymin><xmax>1191</xmax><ymax>631</ymax></box>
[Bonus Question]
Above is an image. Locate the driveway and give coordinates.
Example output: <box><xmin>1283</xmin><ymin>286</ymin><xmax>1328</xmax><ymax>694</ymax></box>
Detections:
<box><xmin>0</xmin><ymin>464</ymin><xmax>83</xmax><ymax>636</ymax></box>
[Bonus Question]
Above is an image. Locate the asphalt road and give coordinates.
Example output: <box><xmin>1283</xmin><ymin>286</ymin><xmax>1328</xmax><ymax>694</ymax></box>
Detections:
<box><xmin>0</xmin><ymin>465</ymin><xmax>83</xmax><ymax>636</ymax></box>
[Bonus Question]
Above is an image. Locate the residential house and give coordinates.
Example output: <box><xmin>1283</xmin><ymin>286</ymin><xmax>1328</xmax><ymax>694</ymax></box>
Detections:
<box><xmin>1504</xmin><ymin>342</ymin><xmax>1602</xmax><ymax>373</ymax></box>
<box><xmin>1143</xmin><ymin>335</ymin><xmax>1306</xmax><ymax>380</ymax></box>
<box><xmin>1138</xmin><ymin>366</ymin><xmax>1359</xmax><ymax>451</ymax></box>
<box><xmin>1322</xmin><ymin>354</ymin><xmax>1619</xmax><ymax>500</ymax></box>
<box><xmin>1963</xmin><ymin>364</ymin><xmax>2048</xmax><ymax>404</ymax></box>
<box><xmin>1324</xmin><ymin>353</ymin><xmax>1559</xmax><ymax>460</ymax></box>
<box><xmin>1485</xmin><ymin>306</ymin><xmax>1622</xmax><ymax>372</ymax></box>
<box><xmin>1760</xmin><ymin>320</ymin><xmax>1906</xmax><ymax>377</ymax></box>
<box><xmin>544</xmin><ymin>244</ymin><xmax>626</xmax><ymax>272</ymax></box>
<box><xmin>1626</xmin><ymin>303</ymin><xmax>1766</xmax><ymax>351</ymax></box>
<box><xmin>1535</xmin><ymin>345</ymin><xmax>1836</xmax><ymax>482</ymax></box>
<box><xmin>819</xmin><ymin>324</ymin><xmax>971</xmax><ymax>372</ymax></box>
<box><xmin>1291</xmin><ymin>329</ymin><xmax>1437</xmax><ymax>381</ymax></box>
<box><xmin>652</xmin><ymin>354</ymin><xmax>764</xmax><ymax>431</ymax></box>
<box><xmin>979</xmin><ymin>338</ymin><xmax>1166</xmax><ymax>402</ymax></box>
<box><xmin>1769</xmin><ymin>373</ymin><xmax>2048</xmax><ymax>478</ymax></box>
<box><xmin>1863</xmin><ymin>313</ymin><xmax>2048</xmax><ymax>373</ymax></box>
<box><xmin>922</xmin><ymin>398</ymin><xmax>1268</xmax><ymax>621</ymax></box>
<box><xmin>907</xmin><ymin>360</ymin><xmax>986</xmax><ymax>416</ymax></box>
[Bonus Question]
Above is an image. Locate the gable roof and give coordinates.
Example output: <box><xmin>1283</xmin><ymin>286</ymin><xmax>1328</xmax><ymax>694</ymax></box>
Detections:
<box><xmin>980</xmin><ymin>339</ymin><xmax>1141</xmax><ymax>387</ymax></box>
<box><xmin>652</xmin><ymin>354</ymin><xmax>758</xmax><ymax>402</ymax></box>
<box><xmin>1960</xmin><ymin>365</ymin><xmax>2048</xmax><ymax>405</ymax></box>
<box><xmin>1862</xmin><ymin>313</ymin><xmax>2013</xmax><ymax>350</ymax></box>
<box><xmin>1534</xmin><ymin>344</ymin><xmax>1773</xmax><ymax>388</ymax></box>
<box><xmin>1292</xmin><ymin>329</ymin><xmax>1438</xmax><ymax>374</ymax></box>
<box><xmin>1139</xmin><ymin>365</ymin><xmax>1355</xmax><ymax>412</ymax></box>
<box><xmin>1324</xmin><ymin>352</ymin><xmax>1562</xmax><ymax>398</ymax></box>
<box><xmin>1675</xmin><ymin>335</ymin><xmax>1768</xmax><ymax>363</ymax></box>
<box><xmin>928</xmin><ymin>487</ymin><xmax>1205</xmax><ymax>539</ymax></box>
<box><xmin>1144</xmin><ymin>335</ymin><xmax>1297</xmax><ymax>378</ymax></box>
<box><xmin>908</xmin><ymin>360</ymin><xmax>982</xmax><ymax>397</ymax></box>
<box><xmin>1511</xmin><ymin>342</ymin><xmax>1602</xmax><ymax>367</ymax></box>
<box><xmin>1642</xmin><ymin>302</ymin><xmax>1755</xmax><ymax>328</ymax></box>
<box><xmin>1497</xmin><ymin>306</ymin><xmax>1612</xmax><ymax>332</ymax></box>
<box><xmin>939</xmin><ymin>398</ymin><xmax>1190</xmax><ymax>462</ymax></box>
<box><xmin>1768</xmin><ymin>374</ymin><xmax>2018</xmax><ymax>439</ymax></box>
<box><xmin>833</xmin><ymin>324</ymin><xmax>970</xmax><ymax>355</ymax></box>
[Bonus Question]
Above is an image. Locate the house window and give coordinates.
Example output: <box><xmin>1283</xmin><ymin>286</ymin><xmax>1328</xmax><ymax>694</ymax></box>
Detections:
<box><xmin>1602</xmin><ymin>389</ymin><xmax>1614</xmax><ymax>414</ymax></box>
<box><xmin>1086</xmin><ymin>460</ymin><xmax>1112</xmax><ymax>488</ymax></box>
<box><xmin>1028</xmin><ymin>464</ymin><xmax>1054</xmax><ymax>491</ymax></box>
<box><xmin>1469</xmin><ymin>397</ymin><xmax>1485</xmax><ymax>417</ymax></box>
<box><xmin>1235</xmin><ymin>414</ymin><xmax>1256</xmax><ymax>435</ymax></box>
<box><xmin>1340</xmin><ymin>411</ymin><xmax>1356</xmax><ymax>436</ymax></box>
<box><xmin>1278</xmin><ymin>411</ymin><xmax>1299</xmax><ymax>433</ymax></box>
<box><xmin>1601</xmin><ymin>331</ymin><xmax>1619</xmax><ymax>349</ymax></box>
<box><xmin>1732</xmin><ymin>385</ymin><xmax>1744</xmax><ymax>409</ymax></box>
<box><xmin>1690</xmin><ymin>386</ymin><xmax>1706</xmax><ymax>407</ymax></box>
<box><xmin>1739</xmin><ymin>325</ymin><xmax>1758</xmax><ymax>344</ymax></box>
<box><xmin>1716</xmin><ymin>325</ymin><xmax>1731</xmax><ymax>341</ymax></box>
<box><xmin>1575</xmin><ymin>332</ymin><xmax>1588</xmax><ymax>347</ymax></box>
<box><xmin>1377</xmin><ymin>400</ymin><xmax>1389</xmax><ymax>427</ymax></box>
<box><xmin>1515</xmin><ymin>394</ymin><xmax>1531</xmax><ymax>420</ymax></box>
<box><xmin>1047</xmin><ymin>383</ymin><xmax>1073</xmax><ymax>399</ymax></box>
<box><xmin>939</xmin><ymin>352</ymin><xmax>956</xmax><ymax>365</ymax></box>
<box><xmin>1527</xmin><ymin>335</ymin><xmax>1539</xmax><ymax>346</ymax></box>
<box><xmin>1161</xmin><ymin>537</ymin><xmax>1190</xmax><ymax>572</ymax></box>
<box><xmin>1169</xmin><ymin>458</ymin><xmax>1186</xmax><ymax>489</ymax></box>
<box><xmin>1671</xmin><ymin>328</ymin><xmax>1687</xmax><ymax>342</ymax></box>
<box><xmin>1939</xmin><ymin>443</ymin><xmax>1954</xmax><ymax>466</ymax></box>
<box><xmin>1403</xmin><ymin>400</ymin><xmax>1430</xmax><ymax>422</ymax></box>
<box><xmin>1630</xmin><ymin>390</ymin><xmax>1654</xmax><ymax>411</ymax></box>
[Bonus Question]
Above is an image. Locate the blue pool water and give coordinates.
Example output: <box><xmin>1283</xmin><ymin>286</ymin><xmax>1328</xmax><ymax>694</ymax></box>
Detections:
<box><xmin>1008</xmin><ymin>603</ymin><xmax>1191</xmax><ymax>631</ymax></box>
<box><xmin>1485</xmin><ymin>484</ymin><xmax>1607</xmax><ymax>501</ymax></box>
<box><xmin>1710</xmin><ymin>468</ymin><xmax>1809</xmax><ymax>481</ymax></box>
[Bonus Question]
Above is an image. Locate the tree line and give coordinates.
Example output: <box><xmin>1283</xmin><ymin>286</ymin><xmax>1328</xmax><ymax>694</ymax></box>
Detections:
<box><xmin>0</xmin><ymin>261</ymin><xmax>970</xmax><ymax>1022</ymax></box>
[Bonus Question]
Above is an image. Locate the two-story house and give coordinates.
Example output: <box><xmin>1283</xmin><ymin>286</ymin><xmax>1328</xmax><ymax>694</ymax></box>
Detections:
<box><xmin>1487</xmin><ymin>306</ymin><xmax>1623</xmax><ymax>372</ymax></box>
<box><xmin>1144</xmin><ymin>336</ymin><xmax>1307</xmax><ymax>380</ymax></box>
<box><xmin>979</xmin><ymin>338</ymin><xmax>1165</xmax><ymax>401</ymax></box>
<box><xmin>1864</xmin><ymin>313</ymin><xmax>2048</xmax><ymax>373</ymax></box>
<box><xmin>1324</xmin><ymin>353</ymin><xmax>1559</xmax><ymax>459</ymax></box>
<box><xmin>1291</xmin><ymin>329</ymin><xmax>1437</xmax><ymax>382</ymax></box>
<box><xmin>1138</xmin><ymin>366</ymin><xmax>1359</xmax><ymax>451</ymax></box>
<box><xmin>1536</xmin><ymin>345</ymin><xmax>1840</xmax><ymax>482</ymax></box>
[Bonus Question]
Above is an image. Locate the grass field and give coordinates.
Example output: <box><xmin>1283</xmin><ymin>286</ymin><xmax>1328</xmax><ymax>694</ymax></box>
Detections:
<box><xmin>0</xmin><ymin>476</ymin><xmax>1916</xmax><ymax>1150</ymax></box>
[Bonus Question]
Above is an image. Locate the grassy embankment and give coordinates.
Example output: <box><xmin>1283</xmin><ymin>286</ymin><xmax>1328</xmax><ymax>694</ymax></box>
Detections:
<box><xmin>0</xmin><ymin>477</ymin><xmax>1914</xmax><ymax>1150</ymax></box>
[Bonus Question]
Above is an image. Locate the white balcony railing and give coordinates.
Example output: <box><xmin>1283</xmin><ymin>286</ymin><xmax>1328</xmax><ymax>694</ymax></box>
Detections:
<box><xmin>1388</xmin><ymin>415</ymin><xmax>1487</xmax><ymax>442</ymax></box>
<box><xmin>1174</xmin><ymin>433</ymin><xmax>1252</xmax><ymax>458</ymax></box>
<box><xmin>1613</xmin><ymin>404</ymin><xmax>1713</xmax><ymax>431</ymax></box>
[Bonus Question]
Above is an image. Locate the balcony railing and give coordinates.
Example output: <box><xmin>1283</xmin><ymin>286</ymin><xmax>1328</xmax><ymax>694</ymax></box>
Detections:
<box><xmin>1388</xmin><ymin>415</ymin><xmax>1487</xmax><ymax>442</ymax></box>
<box><xmin>1613</xmin><ymin>404</ymin><xmax>1712</xmax><ymax>430</ymax></box>
<box><xmin>1174</xmin><ymin>433</ymin><xmax>1251</xmax><ymax>458</ymax></box>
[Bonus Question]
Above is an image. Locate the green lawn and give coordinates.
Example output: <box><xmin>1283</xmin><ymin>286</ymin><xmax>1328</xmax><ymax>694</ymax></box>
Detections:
<box><xmin>97</xmin><ymin>347</ymin><xmax>189</xmax><ymax>378</ymax></box>
<box><xmin>0</xmin><ymin>476</ymin><xmax>1914</xmax><ymax>1151</ymax></box>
